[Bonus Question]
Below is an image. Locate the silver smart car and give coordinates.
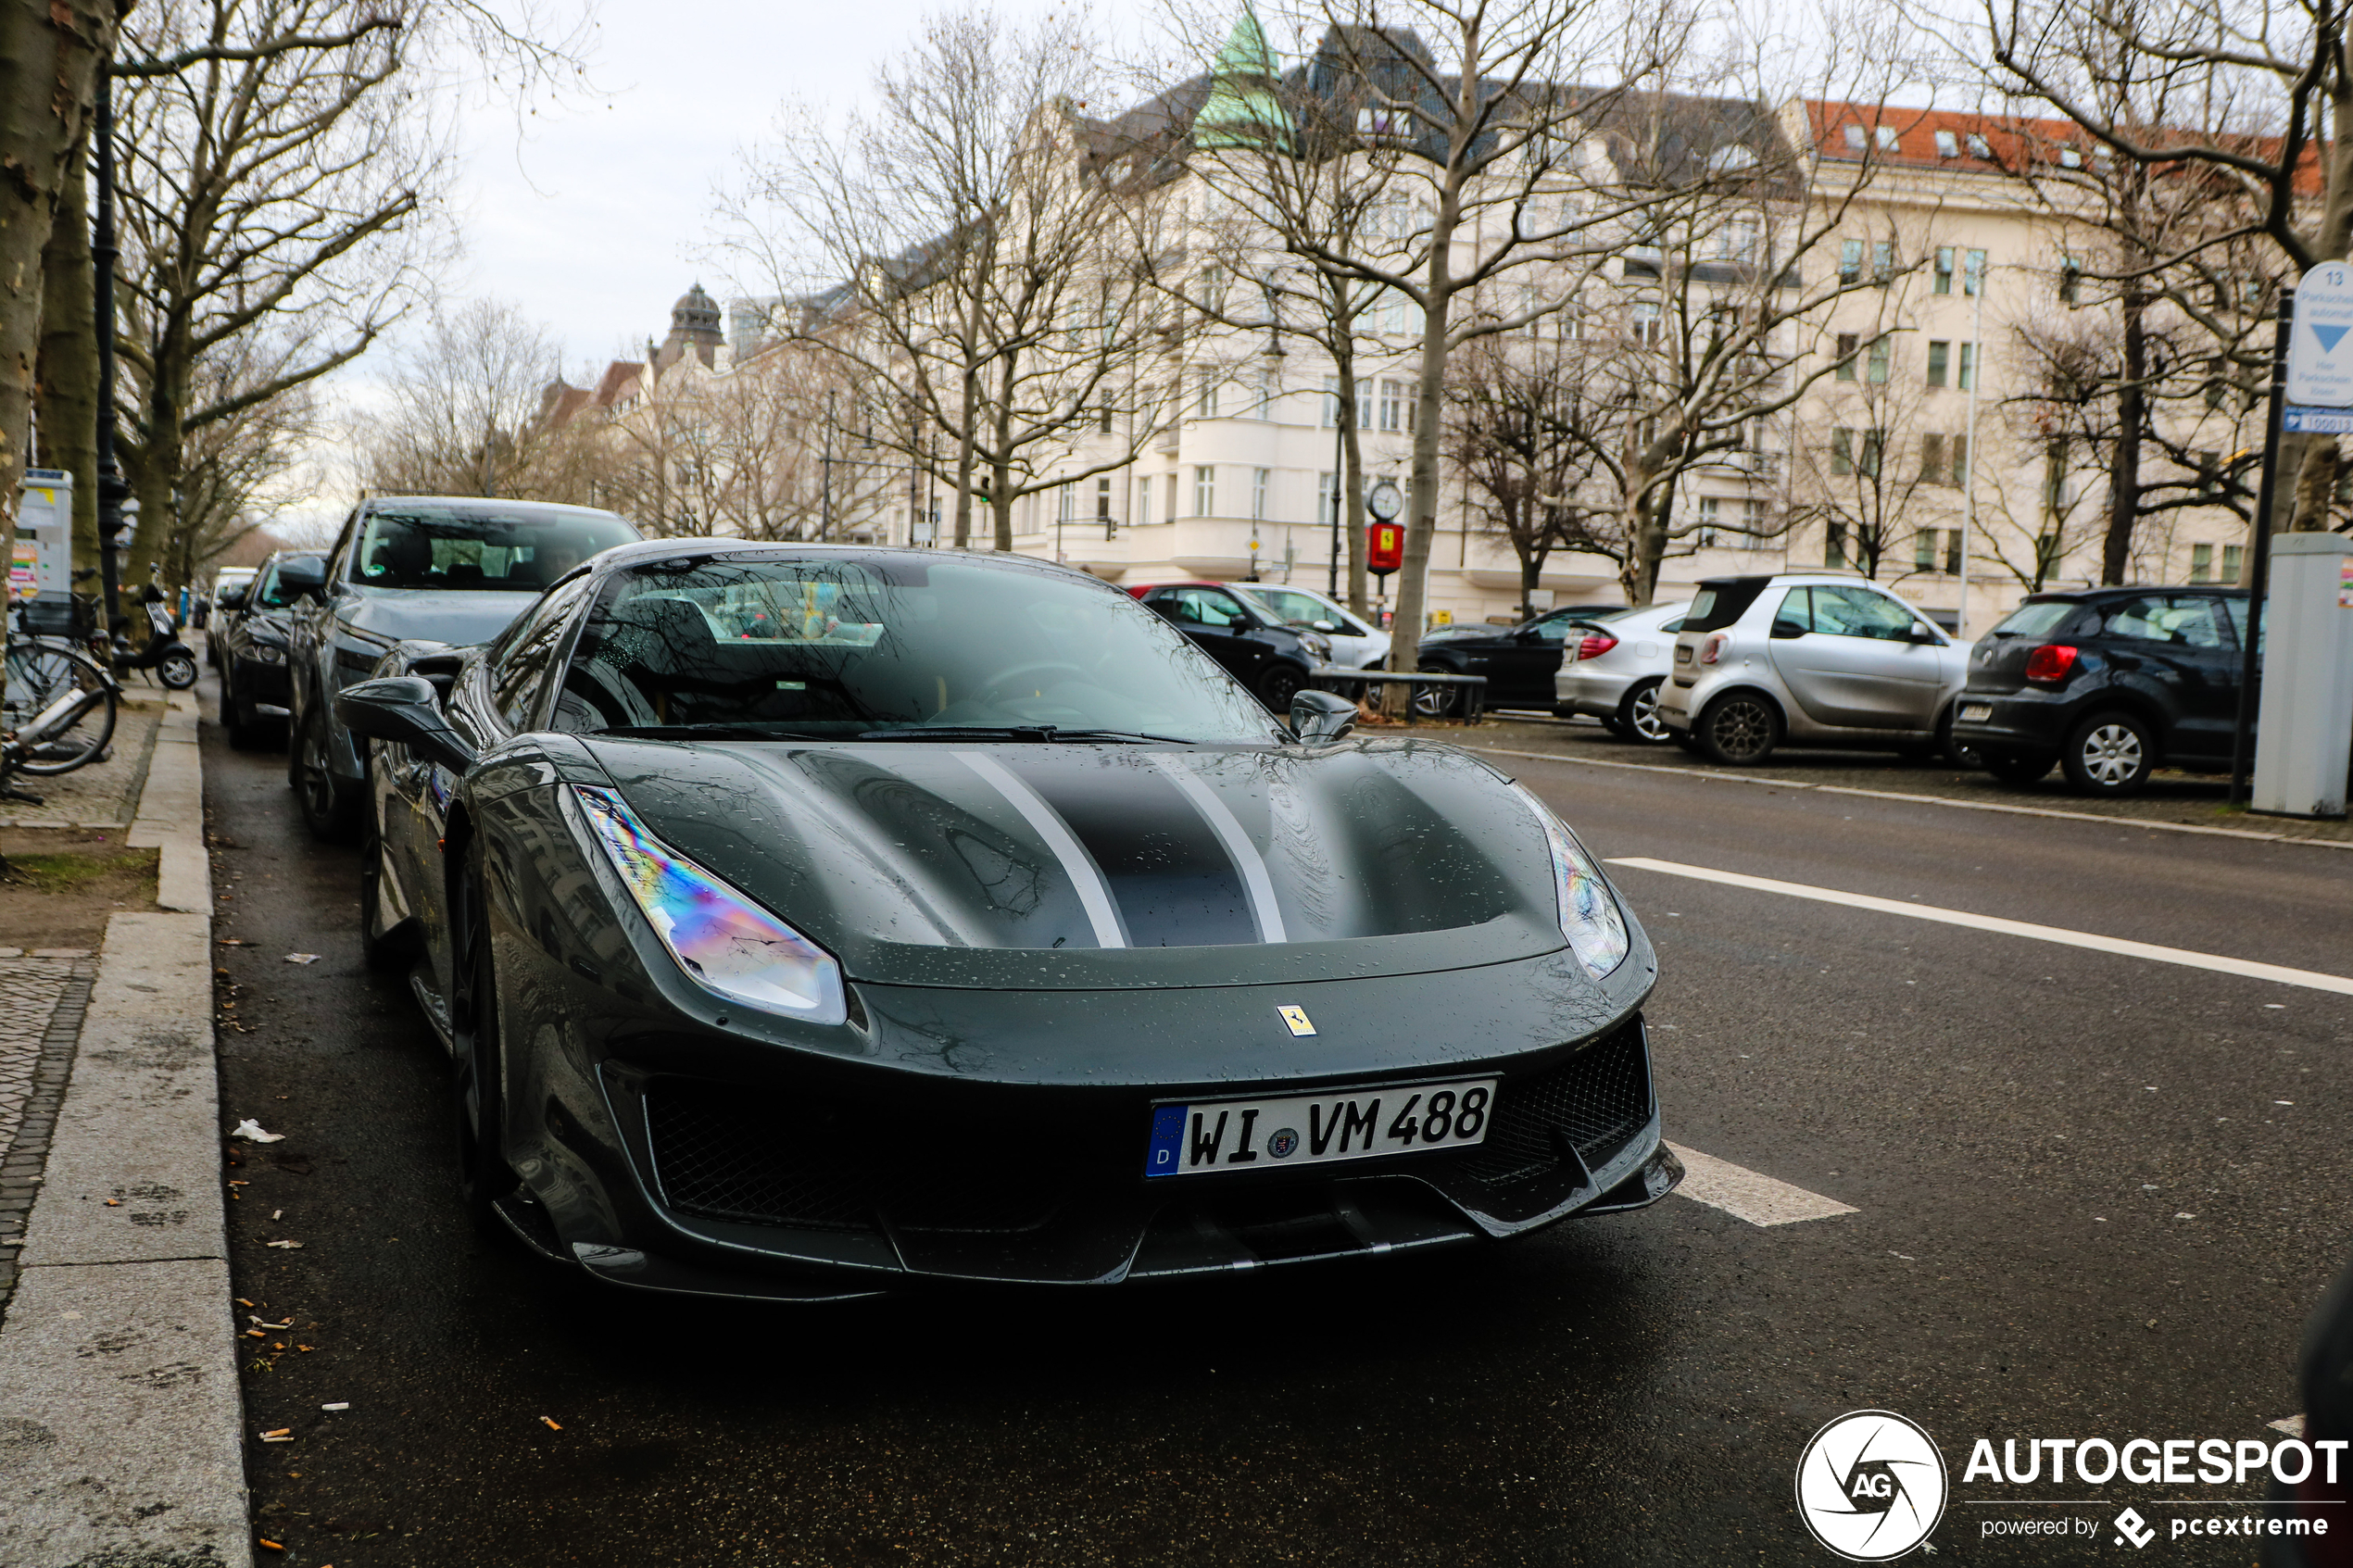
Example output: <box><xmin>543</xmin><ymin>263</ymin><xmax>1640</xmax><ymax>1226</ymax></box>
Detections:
<box><xmin>1655</xmin><ymin>572</ymin><xmax>1970</xmax><ymax>765</ymax></box>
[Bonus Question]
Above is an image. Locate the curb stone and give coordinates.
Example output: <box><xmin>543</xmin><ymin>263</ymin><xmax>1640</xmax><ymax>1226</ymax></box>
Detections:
<box><xmin>0</xmin><ymin>691</ymin><xmax>249</xmax><ymax>1567</ymax></box>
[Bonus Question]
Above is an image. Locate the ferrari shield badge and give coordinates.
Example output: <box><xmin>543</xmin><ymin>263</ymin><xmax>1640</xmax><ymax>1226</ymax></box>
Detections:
<box><xmin>1277</xmin><ymin>1005</ymin><xmax>1316</xmax><ymax>1037</ymax></box>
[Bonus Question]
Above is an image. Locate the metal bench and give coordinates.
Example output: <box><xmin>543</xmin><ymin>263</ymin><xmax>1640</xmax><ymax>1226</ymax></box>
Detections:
<box><xmin>1305</xmin><ymin>665</ymin><xmax>1487</xmax><ymax>723</ymax></box>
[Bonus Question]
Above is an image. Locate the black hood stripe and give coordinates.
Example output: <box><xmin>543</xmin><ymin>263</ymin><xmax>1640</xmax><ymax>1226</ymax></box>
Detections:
<box><xmin>956</xmin><ymin>753</ymin><xmax>1129</xmax><ymax>948</ymax></box>
<box><xmin>1001</xmin><ymin>754</ymin><xmax>1259</xmax><ymax>949</ymax></box>
<box><xmin>1153</xmin><ymin>757</ymin><xmax>1287</xmax><ymax>943</ymax></box>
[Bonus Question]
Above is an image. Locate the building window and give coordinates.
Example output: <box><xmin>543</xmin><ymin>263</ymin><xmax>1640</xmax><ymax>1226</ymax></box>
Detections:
<box><xmin>1317</xmin><ymin>471</ymin><xmax>1336</xmax><ymax>527</ymax></box>
<box><xmin>1193</xmin><ymin>465</ymin><xmax>1215</xmax><ymax>517</ymax></box>
<box><xmin>1933</xmin><ymin>247</ymin><xmax>1955</xmax><ymax>295</ymax></box>
<box><xmin>1165</xmin><ymin>472</ymin><xmax>1178</xmax><ymax>521</ymax></box>
<box><xmin>2191</xmin><ymin>543</ymin><xmax>2214</xmax><ymax>583</ymax></box>
<box><xmin>1198</xmin><ymin>375</ymin><xmax>1220</xmax><ymax>419</ymax></box>
<box><xmin>1843</xmin><ymin>123</ymin><xmax>1868</xmax><ymax>152</ymax></box>
<box><xmin>1964</xmin><ymin>248</ymin><xmax>1987</xmax><ymax>295</ymax></box>
<box><xmin>1859</xmin><ymin>428</ymin><xmax>1885</xmax><ymax>477</ymax></box>
<box><xmin>1839</xmin><ymin>239</ymin><xmax>1863</xmax><ymax>284</ymax></box>
<box><xmin>1826</xmin><ymin>520</ymin><xmax>1850</xmax><ymax>568</ymax></box>
<box><xmin>1322</xmin><ymin>376</ymin><xmax>1340</xmax><ymax>428</ymax></box>
<box><xmin>1948</xmin><ymin>434</ymin><xmax>1969</xmax><ymax>486</ymax></box>
<box><xmin>1138</xmin><ymin>476</ymin><xmax>1154</xmax><ymax>528</ymax></box>
<box><xmin>1967</xmin><ymin>132</ymin><xmax>1991</xmax><ymax>158</ymax></box>
<box><xmin>1835</xmin><ymin>332</ymin><xmax>1859</xmax><ymax>381</ymax></box>
<box><xmin>1831</xmin><ymin>427</ymin><xmax>1854</xmax><ymax>476</ymax></box>
<box><xmin>1697</xmin><ymin>495</ymin><xmax>1721</xmax><ymax>546</ymax></box>
<box><xmin>1867</xmin><ymin>337</ymin><xmax>1891</xmax><ymax>383</ymax></box>
<box><xmin>1632</xmin><ymin>300</ymin><xmax>1662</xmax><ymax>345</ymax></box>
<box><xmin>1914</xmin><ymin>529</ymin><xmax>1942</xmax><ymax>572</ymax></box>
<box><xmin>2221</xmin><ymin>544</ymin><xmax>2244</xmax><ymax>581</ymax></box>
<box><xmin>1876</xmin><ymin>125</ymin><xmax>1900</xmax><ymax>151</ymax></box>
<box><xmin>1872</xmin><ymin>241</ymin><xmax>1895</xmax><ymax>282</ymax></box>
<box><xmin>1927</xmin><ymin>341</ymin><xmax>1949</xmax><ymax>387</ymax></box>
<box><xmin>1933</xmin><ymin>130</ymin><xmax>1958</xmax><ymax>158</ymax></box>
<box><xmin>2059</xmin><ymin>257</ymin><xmax>2082</xmax><ymax>306</ymax></box>
<box><xmin>1057</xmin><ymin>486</ymin><xmax>1074</xmax><ymax>524</ymax></box>
<box><xmin>1100</xmin><ymin>404</ymin><xmax>1114</xmax><ymax>434</ymax></box>
<box><xmin>1378</xmin><ymin>378</ymin><xmax>1415</xmax><ymax>432</ymax></box>
<box><xmin>1743</xmin><ymin>497</ymin><xmax>1768</xmax><ymax>533</ymax></box>
<box><xmin>1098</xmin><ymin>478</ymin><xmax>1114</xmax><ymax>536</ymax></box>
<box><xmin>1921</xmin><ymin>433</ymin><xmax>1945</xmax><ymax>482</ymax></box>
<box><xmin>1957</xmin><ymin>342</ymin><xmax>1976</xmax><ymax>392</ymax></box>
<box><xmin>1252</xmin><ymin>467</ymin><xmax>1270</xmax><ymax>521</ymax></box>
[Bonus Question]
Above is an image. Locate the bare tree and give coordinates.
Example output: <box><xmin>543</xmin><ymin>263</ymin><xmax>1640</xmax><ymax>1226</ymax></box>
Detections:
<box><xmin>361</xmin><ymin>298</ymin><xmax>561</xmax><ymax>497</ymax></box>
<box><xmin>1445</xmin><ymin>331</ymin><xmax>1606</xmax><ymax>618</ymax></box>
<box><xmin>1962</xmin><ymin>0</ymin><xmax>2343</xmax><ymax>553</ymax></box>
<box><xmin>726</xmin><ymin>6</ymin><xmax>1171</xmax><ymax>553</ymax></box>
<box><xmin>109</xmin><ymin>0</ymin><xmax>451</xmax><ymax>589</ymax></box>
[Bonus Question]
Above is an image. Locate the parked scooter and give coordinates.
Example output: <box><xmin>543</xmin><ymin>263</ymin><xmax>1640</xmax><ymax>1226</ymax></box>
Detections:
<box><xmin>94</xmin><ymin>585</ymin><xmax>199</xmax><ymax>691</ymax></box>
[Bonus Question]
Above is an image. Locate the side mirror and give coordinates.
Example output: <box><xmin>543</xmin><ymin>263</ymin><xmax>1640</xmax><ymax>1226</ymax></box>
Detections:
<box><xmin>279</xmin><ymin>558</ymin><xmax>327</xmax><ymax>604</ymax></box>
<box><xmin>1312</xmin><ymin>620</ymin><xmax>1338</xmax><ymax>633</ymax></box>
<box><xmin>1905</xmin><ymin>623</ymin><xmax>1940</xmax><ymax>644</ymax></box>
<box><xmin>1289</xmin><ymin>688</ymin><xmax>1357</xmax><ymax>745</ymax></box>
<box><xmin>335</xmin><ymin>676</ymin><xmax>479</xmax><ymax>773</ymax></box>
<box><xmin>216</xmin><ymin>586</ymin><xmax>247</xmax><ymax>611</ymax></box>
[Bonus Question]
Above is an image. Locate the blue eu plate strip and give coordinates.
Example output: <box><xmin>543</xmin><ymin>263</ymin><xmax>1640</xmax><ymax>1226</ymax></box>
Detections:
<box><xmin>1144</xmin><ymin>1106</ymin><xmax>1189</xmax><ymax>1178</ymax></box>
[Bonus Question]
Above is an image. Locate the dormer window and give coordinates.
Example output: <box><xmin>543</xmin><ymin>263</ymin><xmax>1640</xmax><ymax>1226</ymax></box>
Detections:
<box><xmin>1876</xmin><ymin>126</ymin><xmax>1900</xmax><ymax>150</ymax></box>
<box><xmin>1933</xmin><ymin>129</ymin><xmax>1958</xmax><ymax>158</ymax></box>
<box><xmin>2059</xmin><ymin>147</ymin><xmax>2082</xmax><ymax>168</ymax></box>
<box><xmin>1843</xmin><ymin>124</ymin><xmax>1867</xmax><ymax>151</ymax></box>
<box><xmin>1708</xmin><ymin>143</ymin><xmax>1759</xmax><ymax>173</ymax></box>
<box><xmin>1967</xmin><ymin>132</ymin><xmax>1991</xmax><ymax>157</ymax></box>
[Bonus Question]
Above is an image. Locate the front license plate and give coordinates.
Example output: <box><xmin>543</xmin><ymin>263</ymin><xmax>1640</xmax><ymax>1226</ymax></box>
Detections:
<box><xmin>1145</xmin><ymin>1078</ymin><xmax>1497</xmax><ymax>1178</ymax></box>
<box><xmin>1959</xmin><ymin>702</ymin><xmax>1993</xmax><ymax>722</ymax></box>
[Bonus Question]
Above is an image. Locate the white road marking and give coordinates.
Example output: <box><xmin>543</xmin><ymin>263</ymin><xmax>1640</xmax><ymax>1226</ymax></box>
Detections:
<box><xmin>1468</xmin><ymin>744</ymin><xmax>2353</xmax><ymax>851</ymax></box>
<box><xmin>1667</xmin><ymin>1143</ymin><xmax>1859</xmax><ymax>1226</ymax></box>
<box><xmin>1609</xmin><ymin>857</ymin><xmax>2353</xmax><ymax>997</ymax></box>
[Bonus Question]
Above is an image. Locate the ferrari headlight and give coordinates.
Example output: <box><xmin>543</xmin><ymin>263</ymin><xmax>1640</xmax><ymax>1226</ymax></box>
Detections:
<box><xmin>1515</xmin><ymin>787</ymin><xmax>1629</xmax><ymax>979</ymax></box>
<box><xmin>571</xmin><ymin>784</ymin><xmax>847</xmax><ymax>1024</ymax></box>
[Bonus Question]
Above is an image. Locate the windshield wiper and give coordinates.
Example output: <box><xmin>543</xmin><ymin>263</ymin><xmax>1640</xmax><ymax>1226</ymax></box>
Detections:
<box><xmin>855</xmin><ymin>724</ymin><xmax>1193</xmax><ymax>745</ymax></box>
<box><xmin>596</xmin><ymin>723</ymin><xmax>828</xmax><ymax>742</ymax></box>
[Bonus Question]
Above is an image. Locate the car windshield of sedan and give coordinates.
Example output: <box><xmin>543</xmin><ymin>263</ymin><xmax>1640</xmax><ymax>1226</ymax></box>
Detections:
<box><xmin>354</xmin><ymin>507</ymin><xmax>638</xmax><ymax>592</ymax></box>
<box><xmin>551</xmin><ymin>555</ymin><xmax>1278</xmax><ymax>743</ymax></box>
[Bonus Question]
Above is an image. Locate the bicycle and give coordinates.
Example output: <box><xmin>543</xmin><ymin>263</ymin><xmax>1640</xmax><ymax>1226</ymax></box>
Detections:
<box><xmin>3</xmin><ymin>599</ymin><xmax>121</xmax><ymax>797</ymax></box>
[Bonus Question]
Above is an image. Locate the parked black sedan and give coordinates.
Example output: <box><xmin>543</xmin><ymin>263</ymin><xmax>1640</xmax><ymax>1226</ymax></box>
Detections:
<box><xmin>335</xmin><ymin>541</ymin><xmax>1680</xmax><ymax>1298</ymax></box>
<box><xmin>215</xmin><ymin>551</ymin><xmax>323</xmax><ymax>748</ymax></box>
<box><xmin>1950</xmin><ymin>585</ymin><xmax>2249</xmax><ymax>796</ymax></box>
<box><xmin>1127</xmin><ymin>582</ymin><xmax>1331</xmax><ymax>711</ymax></box>
<box><xmin>1416</xmin><ymin>606</ymin><xmax>1632</xmax><ymax>711</ymax></box>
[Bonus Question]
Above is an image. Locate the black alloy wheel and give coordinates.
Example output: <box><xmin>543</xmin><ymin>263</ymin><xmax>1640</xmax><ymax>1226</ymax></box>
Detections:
<box><xmin>1617</xmin><ymin>677</ymin><xmax>1672</xmax><ymax>745</ymax></box>
<box><xmin>452</xmin><ymin>856</ymin><xmax>522</xmax><ymax>1233</ymax></box>
<box><xmin>1257</xmin><ymin>661</ymin><xmax>1307</xmax><ymax>714</ymax></box>
<box><xmin>1934</xmin><ymin>705</ymin><xmax>1981</xmax><ymax>769</ymax></box>
<box><xmin>2061</xmin><ymin>710</ymin><xmax>2155</xmax><ymax>797</ymax></box>
<box><xmin>1982</xmin><ymin>749</ymin><xmax>2056</xmax><ymax>786</ymax></box>
<box><xmin>1412</xmin><ymin>665</ymin><xmax>1462</xmax><ymax>719</ymax></box>
<box><xmin>292</xmin><ymin>707</ymin><xmax>360</xmax><ymax>841</ymax></box>
<box><xmin>1694</xmin><ymin>691</ymin><xmax>1780</xmax><ymax>766</ymax></box>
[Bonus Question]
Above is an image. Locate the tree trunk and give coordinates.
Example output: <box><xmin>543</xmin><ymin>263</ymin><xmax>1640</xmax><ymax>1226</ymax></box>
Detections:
<box><xmin>34</xmin><ymin>145</ymin><xmax>99</xmax><ymax>588</ymax></box>
<box><xmin>956</xmin><ymin>363</ymin><xmax>978</xmax><ymax>548</ymax></box>
<box><xmin>1331</xmin><ymin>333</ymin><xmax>1369</xmax><ymax>616</ymax></box>
<box><xmin>0</xmin><ymin>0</ymin><xmax>122</xmax><ymax>523</ymax></box>
<box><xmin>2101</xmin><ymin>291</ymin><xmax>2146</xmax><ymax>584</ymax></box>
<box><xmin>1390</xmin><ymin>245</ymin><xmax>1456</xmax><ymax>681</ymax></box>
<box><xmin>2289</xmin><ymin>439</ymin><xmax>2339</xmax><ymax>533</ymax></box>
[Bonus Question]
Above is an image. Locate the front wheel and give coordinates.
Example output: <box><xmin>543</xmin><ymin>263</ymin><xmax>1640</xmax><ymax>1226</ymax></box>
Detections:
<box><xmin>1256</xmin><ymin>662</ymin><xmax>1307</xmax><ymax>714</ymax></box>
<box><xmin>1694</xmin><ymin>691</ymin><xmax>1780</xmax><ymax>766</ymax></box>
<box><xmin>294</xmin><ymin>709</ymin><xmax>360</xmax><ymax>841</ymax></box>
<box><xmin>453</xmin><ymin>858</ymin><xmax>522</xmax><ymax>1233</ymax></box>
<box><xmin>1616</xmin><ymin>678</ymin><xmax>1672</xmax><ymax>745</ymax></box>
<box><xmin>159</xmin><ymin>649</ymin><xmax>198</xmax><ymax>690</ymax></box>
<box><xmin>358</xmin><ymin>812</ymin><xmax>406</xmax><ymax>972</ymax></box>
<box><xmin>2061</xmin><ymin>711</ymin><xmax>2155</xmax><ymax>797</ymax></box>
<box><xmin>1412</xmin><ymin>666</ymin><xmax>1462</xmax><ymax>719</ymax></box>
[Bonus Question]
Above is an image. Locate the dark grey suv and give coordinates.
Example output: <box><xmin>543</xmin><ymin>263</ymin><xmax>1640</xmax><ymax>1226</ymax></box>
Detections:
<box><xmin>285</xmin><ymin>495</ymin><xmax>638</xmax><ymax>837</ymax></box>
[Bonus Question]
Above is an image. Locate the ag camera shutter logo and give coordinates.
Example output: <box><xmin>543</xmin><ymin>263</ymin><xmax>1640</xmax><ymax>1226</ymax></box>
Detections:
<box><xmin>1796</xmin><ymin>1410</ymin><xmax>1949</xmax><ymax>1561</ymax></box>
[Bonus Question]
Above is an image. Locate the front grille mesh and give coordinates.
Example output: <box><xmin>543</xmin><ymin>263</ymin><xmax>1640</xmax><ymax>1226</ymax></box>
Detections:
<box><xmin>1454</xmin><ymin>1021</ymin><xmax>1651</xmax><ymax>1186</ymax></box>
<box><xmin>644</xmin><ymin>1086</ymin><xmax>1070</xmax><ymax>1236</ymax></box>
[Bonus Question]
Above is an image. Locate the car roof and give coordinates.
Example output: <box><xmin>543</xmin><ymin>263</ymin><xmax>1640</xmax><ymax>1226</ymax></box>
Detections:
<box><xmin>2018</xmin><ymin>584</ymin><xmax>2248</xmax><ymax>602</ymax></box>
<box><xmin>585</xmin><ymin>538</ymin><xmax>1126</xmax><ymax>591</ymax></box>
<box><xmin>361</xmin><ymin>495</ymin><xmax>629</xmax><ymax>521</ymax></box>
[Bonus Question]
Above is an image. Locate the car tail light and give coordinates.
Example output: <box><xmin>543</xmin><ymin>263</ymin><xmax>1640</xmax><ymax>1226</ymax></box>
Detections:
<box><xmin>2023</xmin><ymin>644</ymin><xmax>2079</xmax><ymax>684</ymax></box>
<box><xmin>1574</xmin><ymin>633</ymin><xmax>1618</xmax><ymax>661</ymax></box>
<box><xmin>1699</xmin><ymin>632</ymin><xmax>1731</xmax><ymax>665</ymax></box>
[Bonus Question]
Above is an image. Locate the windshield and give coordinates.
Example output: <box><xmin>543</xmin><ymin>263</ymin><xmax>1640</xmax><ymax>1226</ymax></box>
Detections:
<box><xmin>353</xmin><ymin>506</ymin><xmax>637</xmax><ymax>592</ymax></box>
<box><xmin>551</xmin><ymin>554</ymin><xmax>1278</xmax><ymax>743</ymax></box>
<box><xmin>1239</xmin><ymin>586</ymin><xmax>1362</xmax><ymax>633</ymax></box>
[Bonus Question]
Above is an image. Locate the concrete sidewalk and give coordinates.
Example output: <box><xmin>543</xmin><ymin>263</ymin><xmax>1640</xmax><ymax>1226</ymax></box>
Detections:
<box><xmin>0</xmin><ymin>692</ymin><xmax>250</xmax><ymax>1567</ymax></box>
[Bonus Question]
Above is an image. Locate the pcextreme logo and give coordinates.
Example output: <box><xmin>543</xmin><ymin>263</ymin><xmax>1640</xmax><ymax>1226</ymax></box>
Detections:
<box><xmin>1796</xmin><ymin>1411</ymin><xmax>1951</xmax><ymax>1562</ymax></box>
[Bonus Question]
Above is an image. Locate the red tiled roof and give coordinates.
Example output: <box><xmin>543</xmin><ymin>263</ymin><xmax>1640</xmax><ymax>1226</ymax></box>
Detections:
<box><xmin>1802</xmin><ymin>99</ymin><xmax>2321</xmax><ymax>193</ymax></box>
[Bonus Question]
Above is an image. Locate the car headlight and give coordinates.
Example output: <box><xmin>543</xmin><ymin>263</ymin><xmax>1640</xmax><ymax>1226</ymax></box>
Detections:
<box><xmin>1514</xmin><ymin>787</ymin><xmax>1629</xmax><ymax>979</ymax></box>
<box><xmin>251</xmin><ymin>643</ymin><xmax>284</xmax><ymax>664</ymax></box>
<box><xmin>571</xmin><ymin>784</ymin><xmax>847</xmax><ymax>1024</ymax></box>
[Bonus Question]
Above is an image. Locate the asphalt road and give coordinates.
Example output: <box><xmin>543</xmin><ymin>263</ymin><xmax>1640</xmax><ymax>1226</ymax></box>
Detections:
<box><xmin>202</xmin><ymin>687</ymin><xmax>2353</xmax><ymax>1567</ymax></box>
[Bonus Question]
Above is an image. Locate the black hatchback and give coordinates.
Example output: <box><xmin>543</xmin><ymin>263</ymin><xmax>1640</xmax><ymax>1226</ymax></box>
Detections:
<box><xmin>1949</xmin><ymin>586</ymin><xmax>2249</xmax><ymax>796</ymax></box>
